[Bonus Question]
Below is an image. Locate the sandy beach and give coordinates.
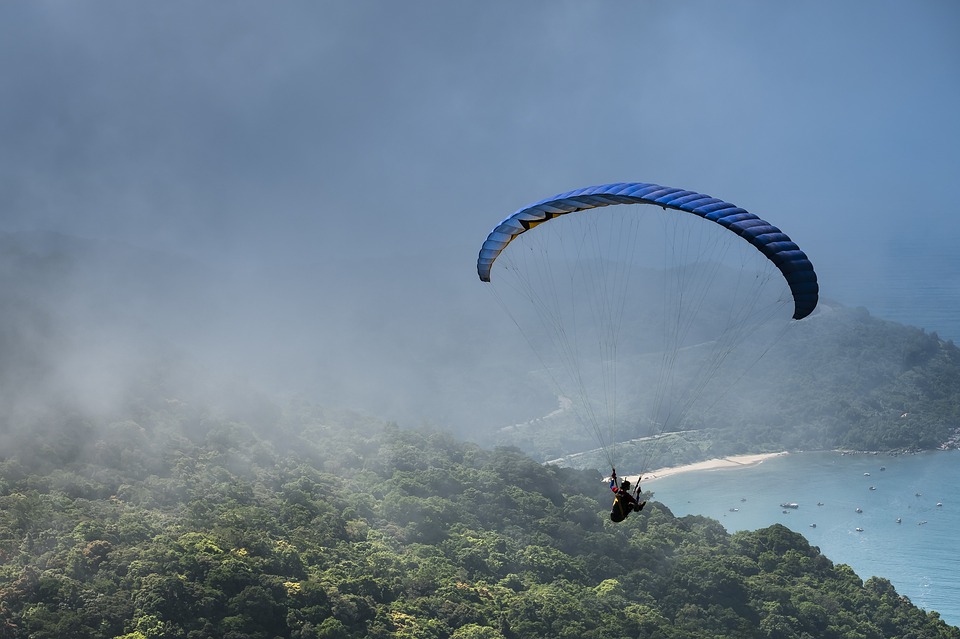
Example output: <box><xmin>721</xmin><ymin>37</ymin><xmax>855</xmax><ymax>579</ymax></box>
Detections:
<box><xmin>627</xmin><ymin>451</ymin><xmax>789</xmax><ymax>484</ymax></box>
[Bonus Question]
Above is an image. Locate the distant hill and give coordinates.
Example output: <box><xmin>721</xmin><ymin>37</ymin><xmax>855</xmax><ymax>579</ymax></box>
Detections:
<box><xmin>489</xmin><ymin>302</ymin><xmax>960</xmax><ymax>470</ymax></box>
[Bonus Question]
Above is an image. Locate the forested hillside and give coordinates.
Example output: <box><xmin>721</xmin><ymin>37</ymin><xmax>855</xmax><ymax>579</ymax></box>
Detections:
<box><xmin>493</xmin><ymin>303</ymin><xmax>960</xmax><ymax>469</ymax></box>
<box><xmin>1</xmin><ymin>398</ymin><xmax>957</xmax><ymax>638</ymax></box>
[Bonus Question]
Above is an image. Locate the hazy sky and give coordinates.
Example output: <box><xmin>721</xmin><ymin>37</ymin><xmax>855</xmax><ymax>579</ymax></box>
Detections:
<box><xmin>2</xmin><ymin>2</ymin><xmax>959</xmax><ymax>423</ymax></box>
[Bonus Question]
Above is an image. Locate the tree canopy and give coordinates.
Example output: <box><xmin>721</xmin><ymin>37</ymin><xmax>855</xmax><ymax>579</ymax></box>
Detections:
<box><xmin>1</xmin><ymin>397</ymin><xmax>956</xmax><ymax>639</ymax></box>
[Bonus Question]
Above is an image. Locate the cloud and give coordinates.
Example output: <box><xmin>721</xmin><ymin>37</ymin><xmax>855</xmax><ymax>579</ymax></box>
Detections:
<box><xmin>0</xmin><ymin>1</ymin><xmax>958</xmax><ymax>431</ymax></box>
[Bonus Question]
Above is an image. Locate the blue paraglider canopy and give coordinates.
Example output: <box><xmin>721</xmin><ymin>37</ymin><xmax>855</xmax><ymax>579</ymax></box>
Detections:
<box><xmin>477</xmin><ymin>182</ymin><xmax>818</xmax><ymax>320</ymax></box>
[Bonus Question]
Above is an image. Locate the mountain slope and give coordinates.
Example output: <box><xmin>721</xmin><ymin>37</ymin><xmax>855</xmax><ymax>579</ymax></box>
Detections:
<box><xmin>0</xmin><ymin>399</ymin><xmax>956</xmax><ymax>638</ymax></box>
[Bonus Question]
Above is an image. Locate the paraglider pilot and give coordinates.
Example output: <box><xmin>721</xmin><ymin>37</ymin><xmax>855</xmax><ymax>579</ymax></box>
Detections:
<box><xmin>609</xmin><ymin>468</ymin><xmax>645</xmax><ymax>522</ymax></box>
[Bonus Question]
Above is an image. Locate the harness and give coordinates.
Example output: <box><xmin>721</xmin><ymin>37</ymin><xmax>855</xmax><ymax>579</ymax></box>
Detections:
<box><xmin>609</xmin><ymin>469</ymin><xmax>643</xmax><ymax>522</ymax></box>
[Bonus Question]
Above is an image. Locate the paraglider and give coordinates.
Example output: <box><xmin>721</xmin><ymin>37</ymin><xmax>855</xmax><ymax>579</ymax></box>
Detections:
<box><xmin>478</xmin><ymin>182</ymin><xmax>818</xmax><ymax>319</ymax></box>
<box><xmin>477</xmin><ymin>182</ymin><xmax>818</xmax><ymax>518</ymax></box>
<box><xmin>608</xmin><ymin>468</ymin><xmax>645</xmax><ymax>522</ymax></box>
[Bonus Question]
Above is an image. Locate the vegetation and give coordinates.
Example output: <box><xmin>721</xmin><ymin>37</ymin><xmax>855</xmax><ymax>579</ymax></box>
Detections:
<box><xmin>1</xmin><ymin>398</ymin><xmax>957</xmax><ymax>638</ymax></box>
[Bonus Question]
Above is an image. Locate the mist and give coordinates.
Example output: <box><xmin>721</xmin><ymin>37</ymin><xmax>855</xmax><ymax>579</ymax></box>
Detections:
<box><xmin>1</xmin><ymin>1</ymin><xmax>958</xmax><ymax>441</ymax></box>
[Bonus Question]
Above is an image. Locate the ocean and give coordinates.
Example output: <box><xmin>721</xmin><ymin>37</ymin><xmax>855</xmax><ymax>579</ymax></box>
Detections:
<box><xmin>824</xmin><ymin>237</ymin><xmax>960</xmax><ymax>345</ymax></box>
<box><xmin>645</xmin><ymin>449</ymin><xmax>960</xmax><ymax>627</ymax></box>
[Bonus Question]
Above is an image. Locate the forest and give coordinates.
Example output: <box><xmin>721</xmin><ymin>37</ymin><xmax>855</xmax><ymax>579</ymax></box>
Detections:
<box><xmin>1</xmin><ymin>395</ymin><xmax>957</xmax><ymax>638</ymax></box>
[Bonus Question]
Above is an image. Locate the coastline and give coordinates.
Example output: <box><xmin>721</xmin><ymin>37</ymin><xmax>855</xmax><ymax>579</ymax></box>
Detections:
<box><xmin>636</xmin><ymin>451</ymin><xmax>789</xmax><ymax>484</ymax></box>
<box><xmin>643</xmin><ymin>448</ymin><xmax>960</xmax><ymax>626</ymax></box>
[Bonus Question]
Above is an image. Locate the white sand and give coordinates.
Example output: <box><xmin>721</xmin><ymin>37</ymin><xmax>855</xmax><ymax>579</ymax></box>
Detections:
<box><xmin>621</xmin><ymin>451</ymin><xmax>788</xmax><ymax>485</ymax></box>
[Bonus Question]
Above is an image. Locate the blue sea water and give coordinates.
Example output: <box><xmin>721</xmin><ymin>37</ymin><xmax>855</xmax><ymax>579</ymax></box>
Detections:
<box><xmin>645</xmin><ymin>450</ymin><xmax>960</xmax><ymax>627</ymax></box>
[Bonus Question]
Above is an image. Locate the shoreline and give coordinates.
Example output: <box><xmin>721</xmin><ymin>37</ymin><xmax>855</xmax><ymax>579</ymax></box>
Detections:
<box><xmin>633</xmin><ymin>451</ymin><xmax>789</xmax><ymax>484</ymax></box>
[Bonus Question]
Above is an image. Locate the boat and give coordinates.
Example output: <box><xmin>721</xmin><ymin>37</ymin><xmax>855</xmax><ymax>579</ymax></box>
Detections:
<box><xmin>817</xmin><ymin>502</ymin><xmax>824</xmax><ymax>506</ymax></box>
<box><xmin>937</xmin><ymin>502</ymin><xmax>943</xmax><ymax>507</ymax></box>
<box><xmin>896</xmin><ymin>518</ymin><xmax>902</xmax><ymax>523</ymax></box>
<box><xmin>864</xmin><ymin>472</ymin><xmax>870</xmax><ymax>476</ymax></box>
<box><xmin>855</xmin><ymin>527</ymin><xmax>864</xmax><ymax>532</ymax></box>
<box><xmin>869</xmin><ymin>486</ymin><xmax>876</xmax><ymax>491</ymax></box>
<box><xmin>729</xmin><ymin>508</ymin><xmax>739</xmax><ymax>512</ymax></box>
<box><xmin>780</xmin><ymin>502</ymin><xmax>799</xmax><ymax>509</ymax></box>
<box><xmin>809</xmin><ymin>523</ymin><xmax>817</xmax><ymax>528</ymax></box>
<box><xmin>856</xmin><ymin>507</ymin><xmax>863</xmax><ymax>513</ymax></box>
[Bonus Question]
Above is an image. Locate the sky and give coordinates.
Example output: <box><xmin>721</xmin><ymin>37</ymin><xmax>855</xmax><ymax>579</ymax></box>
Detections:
<box><xmin>1</xmin><ymin>1</ymin><xmax>959</xmax><ymax>426</ymax></box>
